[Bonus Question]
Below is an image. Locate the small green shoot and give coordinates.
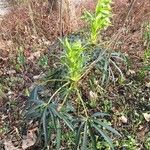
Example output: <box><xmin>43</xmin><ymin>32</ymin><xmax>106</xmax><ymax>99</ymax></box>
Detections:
<box><xmin>83</xmin><ymin>0</ymin><xmax>112</xmax><ymax>44</ymax></box>
<box><xmin>61</xmin><ymin>38</ymin><xmax>86</xmax><ymax>82</ymax></box>
<box><xmin>17</xmin><ymin>46</ymin><xmax>26</xmax><ymax>70</ymax></box>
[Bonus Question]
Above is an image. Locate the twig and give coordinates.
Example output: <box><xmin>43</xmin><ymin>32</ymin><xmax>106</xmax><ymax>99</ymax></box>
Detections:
<box><xmin>59</xmin><ymin>0</ymin><xmax>63</xmax><ymax>51</ymax></box>
<box><xmin>28</xmin><ymin>0</ymin><xmax>38</xmax><ymax>36</ymax></box>
<box><xmin>109</xmin><ymin>0</ymin><xmax>137</xmax><ymax>48</ymax></box>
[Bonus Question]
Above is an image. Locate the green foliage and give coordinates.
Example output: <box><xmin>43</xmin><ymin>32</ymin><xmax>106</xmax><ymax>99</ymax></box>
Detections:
<box><xmin>16</xmin><ymin>46</ymin><xmax>26</xmax><ymax>70</ymax></box>
<box><xmin>143</xmin><ymin>22</ymin><xmax>150</xmax><ymax>48</ymax></box>
<box><xmin>25</xmin><ymin>88</ymin><xmax>121</xmax><ymax>149</ymax></box>
<box><xmin>138</xmin><ymin>22</ymin><xmax>150</xmax><ymax>80</ymax></box>
<box><xmin>38</xmin><ymin>55</ymin><xmax>49</xmax><ymax>69</ymax></box>
<box><xmin>89</xmin><ymin>48</ymin><xmax>126</xmax><ymax>84</ymax></box>
<box><xmin>137</xmin><ymin>49</ymin><xmax>150</xmax><ymax>81</ymax></box>
<box><xmin>119</xmin><ymin>136</ymin><xmax>138</xmax><ymax>150</ymax></box>
<box><xmin>60</xmin><ymin>38</ymin><xmax>86</xmax><ymax>82</ymax></box>
<box><xmin>24</xmin><ymin>40</ymin><xmax>125</xmax><ymax>149</ymax></box>
<box><xmin>83</xmin><ymin>0</ymin><xmax>112</xmax><ymax>44</ymax></box>
<box><xmin>144</xmin><ymin>133</ymin><xmax>150</xmax><ymax>150</ymax></box>
<box><xmin>74</xmin><ymin>113</ymin><xmax>121</xmax><ymax>150</ymax></box>
<box><xmin>24</xmin><ymin>0</ymin><xmax>127</xmax><ymax>149</ymax></box>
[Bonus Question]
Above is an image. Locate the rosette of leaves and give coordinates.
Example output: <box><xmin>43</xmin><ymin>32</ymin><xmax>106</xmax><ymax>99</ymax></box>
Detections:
<box><xmin>24</xmin><ymin>86</ymin><xmax>121</xmax><ymax>149</ymax></box>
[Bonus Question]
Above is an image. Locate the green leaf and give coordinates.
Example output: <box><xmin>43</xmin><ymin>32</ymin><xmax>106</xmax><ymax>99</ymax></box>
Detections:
<box><xmin>92</xmin><ymin>112</ymin><xmax>110</xmax><ymax>118</ymax></box>
<box><xmin>110</xmin><ymin>59</ymin><xmax>124</xmax><ymax>79</ymax></box>
<box><xmin>81</xmin><ymin>121</ymin><xmax>88</xmax><ymax>150</ymax></box>
<box><xmin>52</xmin><ymin>108</ymin><xmax>74</xmax><ymax>131</ymax></box>
<box><xmin>29</xmin><ymin>86</ymin><xmax>44</xmax><ymax>101</ymax></box>
<box><xmin>102</xmin><ymin>59</ymin><xmax>109</xmax><ymax>84</ymax></box>
<box><xmin>61</xmin><ymin>115</ymin><xmax>74</xmax><ymax>131</ymax></box>
<box><xmin>42</xmin><ymin>108</ymin><xmax>48</xmax><ymax>146</ymax></box>
<box><xmin>27</xmin><ymin>99</ymin><xmax>44</xmax><ymax>105</ymax></box>
<box><xmin>92</xmin><ymin>123</ymin><xmax>114</xmax><ymax>150</ymax></box>
<box><xmin>25</xmin><ymin>105</ymin><xmax>42</xmax><ymax>120</ymax></box>
<box><xmin>75</xmin><ymin>122</ymin><xmax>85</xmax><ymax>150</ymax></box>
<box><xmin>88</xmin><ymin>122</ymin><xmax>97</xmax><ymax>150</ymax></box>
<box><xmin>94</xmin><ymin>120</ymin><xmax>121</xmax><ymax>136</ymax></box>
<box><xmin>48</xmin><ymin>108</ymin><xmax>56</xmax><ymax>129</ymax></box>
<box><xmin>56</xmin><ymin>119</ymin><xmax>61</xmax><ymax>150</ymax></box>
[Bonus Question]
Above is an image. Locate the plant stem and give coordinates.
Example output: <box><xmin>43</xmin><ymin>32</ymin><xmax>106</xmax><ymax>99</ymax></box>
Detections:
<box><xmin>46</xmin><ymin>82</ymin><xmax>70</xmax><ymax>106</ymax></box>
<box><xmin>58</xmin><ymin>89</ymin><xmax>70</xmax><ymax>110</ymax></box>
<box><xmin>76</xmin><ymin>88</ymin><xmax>88</xmax><ymax>117</ymax></box>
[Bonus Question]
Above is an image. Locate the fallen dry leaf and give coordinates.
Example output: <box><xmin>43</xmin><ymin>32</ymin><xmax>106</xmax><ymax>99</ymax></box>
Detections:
<box><xmin>22</xmin><ymin>130</ymin><xmax>37</xmax><ymax>149</ymax></box>
<box><xmin>4</xmin><ymin>140</ymin><xmax>17</xmax><ymax>150</ymax></box>
<box><xmin>119</xmin><ymin>115</ymin><xmax>128</xmax><ymax>124</ymax></box>
<box><xmin>145</xmin><ymin>82</ymin><xmax>150</xmax><ymax>88</ymax></box>
<box><xmin>4</xmin><ymin>129</ymin><xmax>37</xmax><ymax>150</ymax></box>
<box><xmin>27</xmin><ymin>51</ymin><xmax>41</xmax><ymax>61</ymax></box>
<box><xmin>143</xmin><ymin>113</ymin><xmax>150</xmax><ymax>122</ymax></box>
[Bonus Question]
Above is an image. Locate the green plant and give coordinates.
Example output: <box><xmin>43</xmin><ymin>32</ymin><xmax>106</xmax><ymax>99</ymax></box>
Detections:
<box><xmin>24</xmin><ymin>38</ymin><xmax>123</xmax><ymax>149</ymax></box>
<box><xmin>60</xmin><ymin>38</ymin><xmax>86</xmax><ymax>82</ymax></box>
<box><xmin>25</xmin><ymin>88</ymin><xmax>121</xmax><ymax>149</ymax></box>
<box><xmin>137</xmin><ymin>48</ymin><xmax>150</xmax><ymax>81</ymax></box>
<box><xmin>138</xmin><ymin>22</ymin><xmax>150</xmax><ymax>80</ymax></box>
<box><xmin>38</xmin><ymin>55</ymin><xmax>49</xmax><ymax>69</ymax></box>
<box><xmin>83</xmin><ymin>0</ymin><xmax>112</xmax><ymax>44</ymax></box>
<box><xmin>119</xmin><ymin>136</ymin><xmax>138</xmax><ymax>150</ymax></box>
<box><xmin>16</xmin><ymin>46</ymin><xmax>26</xmax><ymax>70</ymax></box>
<box><xmin>143</xmin><ymin>22</ymin><xmax>150</xmax><ymax>49</ymax></box>
<box><xmin>144</xmin><ymin>49</ymin><xmax>150</xmax><ymax>64</ymax></box>
<box><xmin>144</xmin><ymin>132</ymin><xmax>150</xmax><ymax>150</ymax></box>
<box><xmin>24</xmin><ymin>0</ymin><xmax>127</xmax><ymax>149</ymax></box>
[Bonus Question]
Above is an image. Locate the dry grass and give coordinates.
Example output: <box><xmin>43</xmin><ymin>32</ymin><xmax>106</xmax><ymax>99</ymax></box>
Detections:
<box><xmin>0</xmin><ymin>0</ymin><xmax>149</xmax><ymax>58</ymax></box>
<box><xmin>109</xmin><ymin>0</ymin><xmax>150</xmax><ymax>52</ymax></box>
<box><xmin>0</xmin><ymin>0</ymin><xmax>96</xmax><ymax>54</ymax></box>
<box><xmin>0</xmin><ymin>0</ymin><xmax>60</xmax><ymax>52</ymax></box>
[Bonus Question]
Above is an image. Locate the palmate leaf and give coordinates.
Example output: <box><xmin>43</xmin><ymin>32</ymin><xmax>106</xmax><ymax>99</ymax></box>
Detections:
<box><xmin>92</xmin><ymin>123</ymin><xmax>114</xmax><ymax>150</ymax></box>
<box><xmin>24</xmin><ymin>105</ymin><xmax>43</xmax><ymax>120</ymax></box>
<box><xmin>29</xmin><ymin>86</ymin><xmax>44</xmax><ymax>101</ymax></box>
<box><xmin>24</xmin><ymin>86</ymin><xmax>44</xmax><ymax>110</ymax></box>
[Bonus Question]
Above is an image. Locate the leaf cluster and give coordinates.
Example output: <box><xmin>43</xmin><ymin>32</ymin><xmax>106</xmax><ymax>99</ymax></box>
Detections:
<box><xmin>25</xmin><ymin>87</ymin><xmax>121</xmax><ymax>149</ymax></box>
<box><xmin>83</xmin><ymin>0</ymin><xmax>112</xmax><ymax>44</ymax></box>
